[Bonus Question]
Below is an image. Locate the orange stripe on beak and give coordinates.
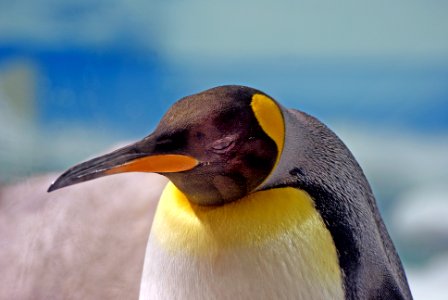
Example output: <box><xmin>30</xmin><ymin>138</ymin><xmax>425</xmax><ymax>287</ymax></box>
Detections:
<box><xmin>105</xmin><ymin>154</ymin><xmax>198</xmax><ymax>174</ymax></box>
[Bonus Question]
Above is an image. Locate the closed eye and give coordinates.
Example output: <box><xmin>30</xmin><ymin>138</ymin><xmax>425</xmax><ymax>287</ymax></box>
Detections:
<box><xmin>210</xmin><ymin>136</ymin><xmax>236</xmax><ymax>153</ymax></box>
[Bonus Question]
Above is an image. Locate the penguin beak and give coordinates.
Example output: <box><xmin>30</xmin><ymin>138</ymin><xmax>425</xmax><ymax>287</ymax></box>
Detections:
<box><xmin>47</xmin><ymin>135</ymin><xmax>198</xmax><ymax>192</ymax></box>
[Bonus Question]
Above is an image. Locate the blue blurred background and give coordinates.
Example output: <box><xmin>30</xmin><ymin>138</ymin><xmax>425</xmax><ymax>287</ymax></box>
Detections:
<box><xmin>1</xmin><ymin>1</ymin><xmax>447</xmax><ymax>298</ymax></box>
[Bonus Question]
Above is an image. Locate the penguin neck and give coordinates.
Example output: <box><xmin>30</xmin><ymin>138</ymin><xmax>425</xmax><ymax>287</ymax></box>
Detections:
<box><xmin>150</xmin><ymin>181</ymin><xmax>340</xmax><ymax>262</ymax></box>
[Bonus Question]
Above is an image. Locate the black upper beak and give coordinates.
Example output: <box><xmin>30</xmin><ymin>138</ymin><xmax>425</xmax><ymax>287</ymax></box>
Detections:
<box><xmin>47</xmin><ymin>135</ymin><xmax>198</xmax><ymax>192</ymax></box>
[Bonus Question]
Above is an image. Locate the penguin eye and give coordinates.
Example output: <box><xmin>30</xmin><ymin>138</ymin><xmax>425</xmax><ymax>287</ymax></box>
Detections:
<box><xmin>210</xmin><ymin>136</ymin><xmax>235</xmax><ymax>153</ymax></box>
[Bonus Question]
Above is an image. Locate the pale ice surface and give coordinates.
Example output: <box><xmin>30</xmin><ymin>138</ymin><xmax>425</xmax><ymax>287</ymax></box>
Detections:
<box><xmin>408</xmin><ymin>254</ymin><xmax>448</xmax><ymax>300</ymax></box>
<box><xmin>393</xmin><ymin>185</ymin><xmax>448</xmax><ymax>241</ymax></box>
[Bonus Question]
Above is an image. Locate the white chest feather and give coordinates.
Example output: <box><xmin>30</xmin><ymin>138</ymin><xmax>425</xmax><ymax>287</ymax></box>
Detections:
<box><xmin>139</xmin><ymin>183</ymin><xmax>344</xmax><ymax>300</ymax></box>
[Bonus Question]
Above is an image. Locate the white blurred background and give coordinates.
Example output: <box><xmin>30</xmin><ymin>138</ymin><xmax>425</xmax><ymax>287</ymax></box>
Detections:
<box><xmin>1</xmin><ymin>1</ymin><xmax>447</xmax><ymax>299</ymax></box>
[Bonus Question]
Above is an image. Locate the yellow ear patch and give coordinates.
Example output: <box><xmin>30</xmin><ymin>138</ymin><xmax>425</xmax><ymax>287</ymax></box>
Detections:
<box><xmin>251</xmin><ymin>93</ymin><xmax>285</xmax><ymax>166</ymax></box>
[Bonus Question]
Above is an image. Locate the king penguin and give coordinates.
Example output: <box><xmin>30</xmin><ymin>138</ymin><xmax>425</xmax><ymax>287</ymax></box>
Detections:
<box><xmin>48</xmin><ymin>85</ymin><xmax>412</xmax><ymax>300</ymax></box>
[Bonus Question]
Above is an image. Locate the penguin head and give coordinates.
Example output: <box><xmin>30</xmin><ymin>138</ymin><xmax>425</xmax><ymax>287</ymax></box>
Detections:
<box><xmin>48</xmin><ymin>85</ymin><xmax>285</xmax><ymax>205</ymax></box>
